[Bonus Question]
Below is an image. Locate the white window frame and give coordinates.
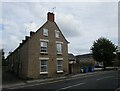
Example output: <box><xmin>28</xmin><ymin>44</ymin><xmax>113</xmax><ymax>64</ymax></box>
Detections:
<box><xmin>55</xmin><ymin>30</ymin><xmax>60</xmax><ymax>38</ymax></box>
<box><xmin>40</xmin><ymin>39</ymin><xmax>49</xmax><ymax>42</ymax></box>
<box><xmin>40</xmin><ymin>59</ymin><xmax>48</xmax><ymax>74</ymax></box>
<box><xmin>40</xmin><ymin>40</ymin><xmax>48</xmax><ymax>53</ymax></box>
<box><xmin>56</xmin><ymin>43</ymin><xmax>62</xmax><ymax>54</ymax></box>
<box><xmin>56</xmin><ymin>41</ymin><xmax>63</xmax><ymax>44</ymax></box>
<box><xmin>57</xmin><ymin>60</ymin><xmax>63</xmax><ymax>73</ymax></box>
<box><xmin>43</xmin><ymin>28</ymin><xmax>48</xmax><ymax>36</ymax></box>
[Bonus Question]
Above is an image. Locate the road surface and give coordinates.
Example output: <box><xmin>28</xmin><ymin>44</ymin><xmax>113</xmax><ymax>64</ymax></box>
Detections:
<box><xmin>2</xmin><ymin>70</ymin><xmax>120</xmax><ymax>91</ymax></box>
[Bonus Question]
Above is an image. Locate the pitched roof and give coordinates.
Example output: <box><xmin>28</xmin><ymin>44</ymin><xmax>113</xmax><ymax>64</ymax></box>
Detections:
<box><xmin>54</xmin><ymin>22</ymin><xmax>69</xmax><ymax>43</ymax></box>
<box><xmin>76</xmin><ymin>53</ymin><xmax>93</xmax><ymax>59</ymax></box>
<box><xmin>68</xmin><ymin>53</ymin><xmax>76</xmax><ymax>61</ymax></box>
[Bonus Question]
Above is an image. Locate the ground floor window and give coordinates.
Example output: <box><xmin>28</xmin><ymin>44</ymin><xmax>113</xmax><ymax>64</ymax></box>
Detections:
<box><xmin>57</xmin><ymin>60</ymin><xmax>63</xmax><ymax>73</ymax></box>
<box><xmin>40</xmin><ymin>60</ymin><xmax>48</xmax><ymax>74</ymax></box>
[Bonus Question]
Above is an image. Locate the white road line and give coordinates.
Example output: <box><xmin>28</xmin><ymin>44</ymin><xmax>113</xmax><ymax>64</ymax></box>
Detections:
<box><xmin>56</xmin><ymin>82</ymin><xmax>86</xmax><ymax>91</ymax></box>
<box><xmin>96</xmin><ymin>76</ymin><xmax>114</xmax><ymax>81</ymax></box>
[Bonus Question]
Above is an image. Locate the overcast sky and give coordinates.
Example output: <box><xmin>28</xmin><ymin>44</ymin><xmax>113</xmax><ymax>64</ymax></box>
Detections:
<box><xmin>1</xmin><ymin>0</ymin><xmax>118</xmax><ymax>57</ymax></box>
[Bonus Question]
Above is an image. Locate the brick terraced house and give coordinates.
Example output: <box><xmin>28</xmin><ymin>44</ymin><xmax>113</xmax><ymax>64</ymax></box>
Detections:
<box><xmin>7</xmin><ymin>12</ymin><xmax>69</xmax><ymax>79</ymax></box>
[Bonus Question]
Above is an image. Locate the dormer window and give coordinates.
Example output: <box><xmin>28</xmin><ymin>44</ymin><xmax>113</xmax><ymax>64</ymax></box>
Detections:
<box><xmin>55</xmin><ymin>30</ymin><xmax>59</xmax><ymax>38</ymax></box>
<box><xmin>43</xmin><ymin>28</ymin><xmax>48</xmax><ymax>36</ymax></box>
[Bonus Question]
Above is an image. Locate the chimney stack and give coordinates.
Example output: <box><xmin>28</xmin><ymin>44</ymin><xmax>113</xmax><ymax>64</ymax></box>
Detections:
<box><xmin>47</xmin><ymin>12</ymin><xmax>54</xmax><ymax>22</ymax></box>
<box><xmin>22</xmin><ymin>40</ymin><xmax>25</xmax><ymax>43</ymax></box>
<box><xmin>30</xmin><ymin>31</ymin><xmax>35</xmax><ymax>37</ymax></box>
<box><xmin>25</xmin><ymin>36</ymin><xmax>29</xmax><ymax>40</ymax></box>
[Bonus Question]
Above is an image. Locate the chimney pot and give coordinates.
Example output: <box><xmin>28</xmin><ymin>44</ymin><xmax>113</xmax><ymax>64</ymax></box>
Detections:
<box><xmin>47</xmin><ymin>12</ymin><xmax>54</xmax><ymax>22</ymax></box>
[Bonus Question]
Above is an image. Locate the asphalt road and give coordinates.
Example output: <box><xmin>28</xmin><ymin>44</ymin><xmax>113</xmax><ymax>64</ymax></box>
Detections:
<box><xmin>3</xmin><ymin>70</ymin><xmax>120</xmax><ymax>91</ymax></box>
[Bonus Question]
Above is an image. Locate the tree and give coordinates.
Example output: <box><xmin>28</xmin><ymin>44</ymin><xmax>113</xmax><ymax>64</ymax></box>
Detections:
<box><xmin>91</xmin><ymin>37</ymin><xmax>117</xmax><ymax>70</ymax></box>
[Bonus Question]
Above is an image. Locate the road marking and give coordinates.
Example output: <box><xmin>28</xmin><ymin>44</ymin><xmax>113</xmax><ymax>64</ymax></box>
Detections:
<box><xmin>56</xmin><ymin>82</ymin><xmax>86</xmax><ymax>91</ymax></box>
<box><xmin>96</xmin><ymin>76</ymin><xmax>114</xmax><ymax>81</ymax></box>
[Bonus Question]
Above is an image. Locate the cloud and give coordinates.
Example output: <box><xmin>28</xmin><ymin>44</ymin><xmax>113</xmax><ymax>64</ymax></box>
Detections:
<box><xmin>56</xmin><ymin>12</ymin><xmax>83</xmax><ymax>38</ymax></box>
<box><xmin>1</xmin><ymin>0</ymin><xmax>119</xmax><ymax>2</ymax></box>
<box><xmin>1</xmin><ymin>2</ymin><xmax>118</xmax><ymax>58</ymax></box>
<box><xmin>24</xmin><ymin>22</ymin><xmax>39</xmax><ymax>36</ymax></box>
<box><xmin>2</xmin><ymin>19</ymin><xmax>22</xmax><ymax>54</ymax></box>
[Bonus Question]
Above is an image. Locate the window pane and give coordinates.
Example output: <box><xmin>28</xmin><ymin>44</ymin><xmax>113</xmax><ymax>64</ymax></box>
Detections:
<box><xmin>40</xmin><ymin>42</ymin><xmax>48</xmax><ymax>52</ymax></box>
<box><xmin>41</xmin><ymin>47</ymin><xmax>47</xmax><ymax>52</ymax></box>
<box><xmin>58</xmin><ymin>66</ymin><xmax>63</xmax><ymax>71</ymax></box>
<box><xmin>57</xmin><ymin>60</ymin><xmax>63</xmax><ymax>71</ymax></box>
<box><xmin>41</xmin><ymin>42</ymin><xmax>47</xmax><ymax>47</ymax></box>
<box><xmin>55</xmin><ymin>30</ymin><xmax>59</xmax><ymax>38</ymax></box>
<box><xmin>58</xmin><ymin>60</ymin><xmax>62</xmax><ymax>65</ymax></box>
<box><xmin>43</xmin><ymin>28</ymin><xmax>48</xmax><ymax>36</ymax></box>
<box><xmin>57</xmin><ymin>43</ymin><xmax>62</xmax><ymax>53</ymax></box>
<box><xmin>41</xmin><ymin>60</ymin><xmax>47</xmax><ymax>65</ymax></box>
<box><xmin>40</xmin><ymin>60</ymin><xmax>47</xmax><ymax>72</ymax></box>
<box><xmin>41</xmin><ymin>66</ymin><xmax>47</xmax><ymax>72</ymax></box>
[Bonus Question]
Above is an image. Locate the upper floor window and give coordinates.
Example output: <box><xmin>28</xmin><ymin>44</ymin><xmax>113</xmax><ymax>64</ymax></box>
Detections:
<box><xmin>43</xmin><ymin>28</ymin><xmax>48</xmax><ymax>36</ymax></box>
<box><xmin>55</xmin><ymin>30</ymin><xmax>60</xmax><ymax>38</ymax></box>
<box><xmin>56</xmin><ymin>43</ymin><xmax>62</xmax><ymax>54</ymax></box>
<box><xmin>40</xmin><ymin>41</ymin><xmax>48</xmax><ymax>52</ymax></box>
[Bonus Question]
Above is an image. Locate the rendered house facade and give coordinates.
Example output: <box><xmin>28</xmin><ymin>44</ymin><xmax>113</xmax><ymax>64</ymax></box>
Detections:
<box><xmin>7</xmin><ymin>12</ymin><xmax>69</xmax><ymax>79</ymax></box>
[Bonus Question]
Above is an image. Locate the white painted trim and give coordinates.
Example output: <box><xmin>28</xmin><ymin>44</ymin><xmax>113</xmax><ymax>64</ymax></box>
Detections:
<box><xmin>40</xmin><ymin>72</ymin><xmax>48</xmax><ymax>74</ymax></box>
<box><xmin>56</xmin><ymin>41</ymin><xmax>63</xmax><ymax>44</ymax></box>
<box><xmin>40</xmin><ymin>52</ymin><xmax>48</xmax><ymax>54</ymax></box>
<box><xmin>39</xmin><ymin>57</ymin><xmax>49</xmax><ymax>60</ymax></box>
<box><xmin>69</xmin><ymin>61</ymin><xmax>73</xmax><ymax>64</ymax></box>
<box><xmin>57</xmin><ymin>71</ymin><xmax>63</xmax><ymax>73</ymax></box>
<box><xmin>56</xmin><ymin>58</ymin><xmax>63</xmax><ymax>60</ymax></box>
<box><xmin>40</xmin><ymin>39</ymin><xmax>49</xmax><ymax>42</ymax></box>
<box><xmin>57</xmin><ymin>52</ymin><xmax>62</xmax><ymax>55</ymax></box>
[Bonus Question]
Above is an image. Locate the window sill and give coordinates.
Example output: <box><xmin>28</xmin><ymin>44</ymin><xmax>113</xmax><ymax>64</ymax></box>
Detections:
<box><xmin>40</xmin><ymin>72</ymin><xmax>48</xmax><ymax>74</ymax></box>
<box><xmin>56</xmin><ymin>37</ymin><xmax>59</xmax><ymax>38</ymax></box>
<box><xmin>57</xmin><ymin>71</ymin><xmax>63</xmax><ymax>73</ymax></box>
<box><xmin>40</xmin><ymin>52</ymin><xmax>48</xmax><ymax>54</ymax></box>
<box><xmin>43</xmin><ymin>35</ymin><xmax>48</xmax><ymax>37</ymax></box>
<box><xmin>57</xmin><ymin>53</ymin><xmax>62</xmax><ymax>55</ymax></box>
